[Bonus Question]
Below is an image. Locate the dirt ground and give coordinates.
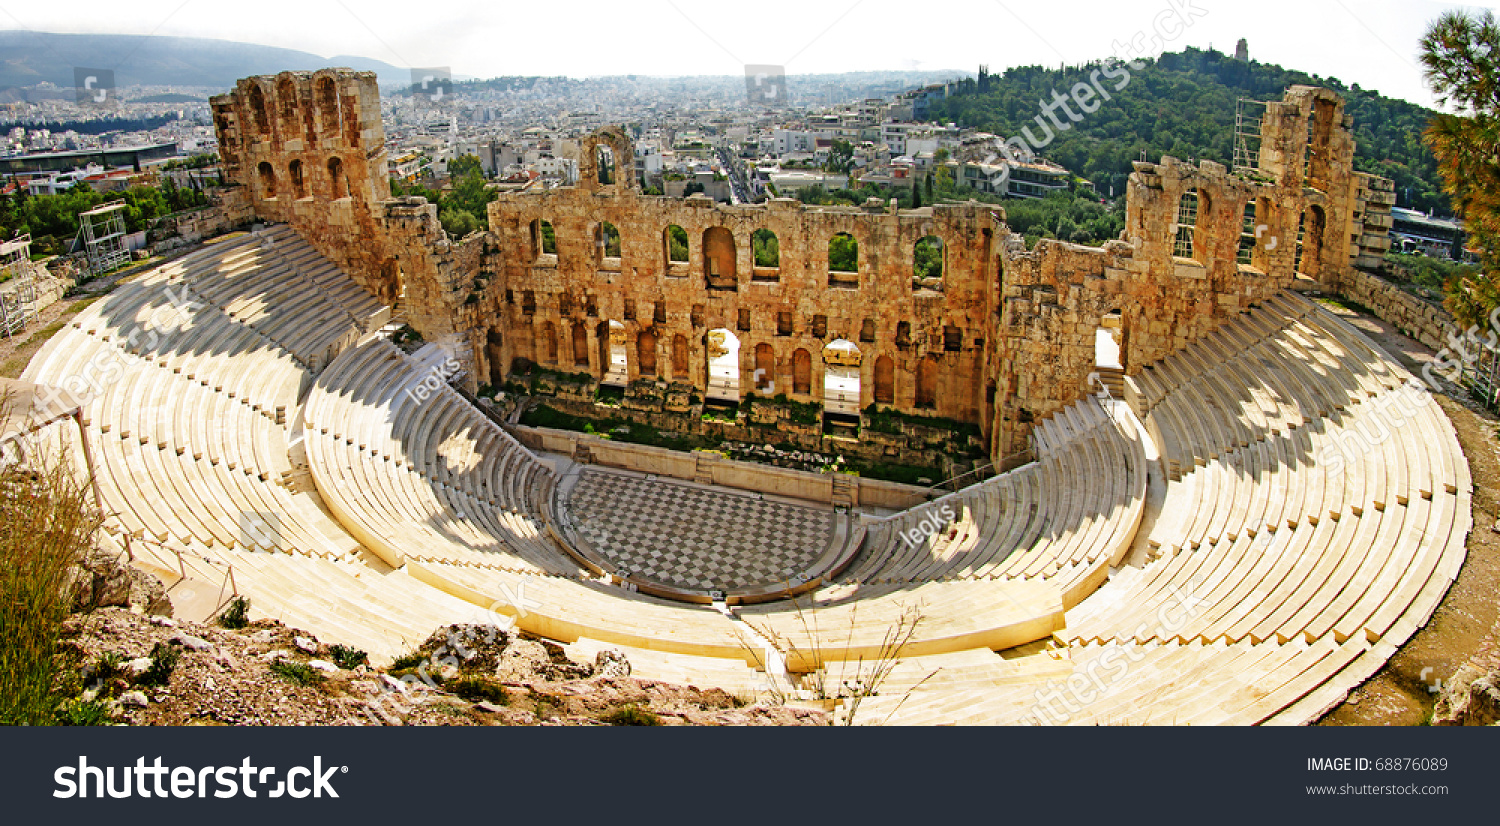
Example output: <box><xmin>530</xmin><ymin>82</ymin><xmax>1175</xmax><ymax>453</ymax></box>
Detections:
<box><xmin>1314</xmin><ymin>299</ymin><xmax>1500</xmax><ymax>725</ymax></box>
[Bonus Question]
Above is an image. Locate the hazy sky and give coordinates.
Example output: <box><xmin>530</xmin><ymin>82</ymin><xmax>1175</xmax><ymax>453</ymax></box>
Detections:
<box><xmin>1</xmin><ymin>0</ymin><xmax>1494</xmax><ymax>107</ymax></box>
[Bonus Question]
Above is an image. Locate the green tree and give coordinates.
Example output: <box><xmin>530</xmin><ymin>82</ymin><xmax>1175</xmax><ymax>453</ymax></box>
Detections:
<box><xmin>753</xmin><ymin>228</ymin><xmax>779</xmax><ymax>267</ymax></box>
<box><xmin>825</xmin><ymin>139</ymin><xmax>854</xmax><ymax>174</ymax></box>
<box><xmin>1421</xmin><ymin>9</ymin><xmax>1500</xmax><ymax>325</ymax></box>
<box><xmin>829</xmin><ymin>233</ymin><xmax>858</xmax><ymax>272</ymax></box>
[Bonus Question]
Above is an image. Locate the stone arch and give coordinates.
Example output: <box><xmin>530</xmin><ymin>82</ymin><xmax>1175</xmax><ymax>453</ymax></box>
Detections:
<box><xmin>915</xmin><ymin>354</ymin><xmax>939</xmax><ymax>408</ymax></box>
<box><xmin>540</xmin><ymin>321</ymin><xmax>558</xmax><ymax>363</ymax></box>
<box><xmin>672</xmin><ymin>334</ymin><xmax>689</xmax><ymax>380</ymax></box>
<box><xmin>638</xmin><ymin>328</ymin><xmax>658</xmax><ymax>377</ymax></box>
<box><xmin>257</xmin><ymin>161</ymin><xmax>276</xmax><ymax>199</ymax></box>
<box><xmin>874</xmin><ymin>355</ymin><xmax>895</xmax><ymax>404</ymax></box>
<box><xmin>595</xmin><ymin>221</ymin><xmax>621</xmax><ymax>266</ymax></box>
<box><xmin>1193</xmin><ymin>189</ymin><xmax>1213</xmax><ymax>263</ymax></box>
<box><xmin>595</xmin><ymin>144</ymin><xmax>615</xmax><ymax>186</ymax></box>
<box><xmin>486</xmin><ymin>328</ymin><xmax>505</xmax><ymax>387</ymax></box>
<box><xmin>1173</xmin><ymin>188</ymin><xmax>1198</xmax><ymax>259</ymax></box>
<box><xmin>706</xmin><ymin>328</ymin><xmax>742</xmax><ymax>401</ymax></box>
<box><xmin>1096</xmin><ymin>310</ymin><xmax>1124</xmax><ymax>370</ymax></box>
<box><xmin>1303</xmin><ymin>204</ymin><xmax>1326</xmax><ymax>278</ymax></box>
<box><xmin>288</xmin><ymin>159</ymin><xmax>306</xmax><ymax>199</ymax></box>
<box><xmin>375</xmin><ymin>258</ymin><xmax>403</xmax><ymax>306</ymax></box>
<box><xmin>913</xmin><ymin>234</ymin><xmax>943</xmax><ymax>283</ymax></box>
<box><xmin>316</xmin><ymin>76</ymin><xmax>340</xmax><ymax>136</ymax></box>
<box><xmin>327</xmin><ymin>157</ymin><xmax>346</xmax><ymax>198</ymax></box>
<box><xmin>572</xmin><ymin>322</ymin><xmax>589</xmax><ymax>367</ymax></box>
<box><xmin>754</xmin><ymin>343</ymin><xmax>775</xmax><ymax>392</ymax></box>
<box><xmin>664</xmin><ymin>224</ymin><xmax>689</xmax><ymax>271</ymax></box>
<box><xmin>276</xmin><ymin>76</ymin><xmax>298</xmax><ymax>133</ymax></box>
<box><xmin>248</xmin><ymin>84</ymin><xmax>270</xmax><ymax>134</ymax></box>
<box><xmin>829</xmin><ymin>232</ymin><xmax>858</xmax><ymax>286</ymax></box>
<box><xmin>752</xmin><ymin>228</ymin><xmax>779</xmax><ymax>268</ymax></box>
<box><xmin>703</xmin><ymin>227</ymin><xmax>737</xmax><ymax>290</ymax></box>
<box><xmin>602</xmin><ymin>320</ymin><xmax>627</xmax><ymax>384</ymax></box>
<box><xmin>822</xmin><ymin>339</ymin><xmax>862</xmax><ymax>416</ymax></box>
<box><xmin>530</xmin><ymin>219</ymin><xmax>556</xmax><ymax>259</ymax></box>
<box><xmin>793</xmin><ymin>348</ymin><xmax>812</xmax><ymax>395</ymax></box>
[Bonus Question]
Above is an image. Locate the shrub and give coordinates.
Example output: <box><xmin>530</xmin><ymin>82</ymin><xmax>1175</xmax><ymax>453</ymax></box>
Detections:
<box><xmin>53</xmin><ymin>698</ymin><xmax>113</xmax><ymax>726</ymax></box>
<box><xmin>216</xmin><ymin>595</ymin><xmax>250</xmax><ymax>629</ymax></box>
<box><xmin>601</xmin><ymin>704</ymin><xmax>661</xmax><ymax>726</ymax></box>
<box><xmin>269</xmin><ymin>659</ymin><xmax>323</xmax><ymax>687</ymax></box>
<box><xmin>136</xmin><ymin>643</ymin><xmax>180</xmax><ymax>688</ymax></box>
<box><xmin>328</xmin><ymin>644</ymin><xmax>368</xmax><ymax>670</ymax></box>
<box><xmin>0</xmin><ymin>415</ymin><xmax>103</xmax><ymax>725</ymax></box>
<box><xmin>447</xmin><ymin>675</ymin><xmax>508</xmax><ymax>705</ymax></box>
<box><xmin>388</xmin><ymin>650</ymin><xmax>427</xmax><ymax>672</ymax></box>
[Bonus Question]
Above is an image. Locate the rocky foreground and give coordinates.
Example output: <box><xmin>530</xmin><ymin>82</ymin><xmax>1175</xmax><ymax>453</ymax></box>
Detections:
<box><xmin>54</xmin><ymin>555</ymin><xmax>826</xmax><ymax>727</ymax></box>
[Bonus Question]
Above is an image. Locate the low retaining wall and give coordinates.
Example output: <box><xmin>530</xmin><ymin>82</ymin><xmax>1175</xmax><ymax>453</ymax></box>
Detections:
<box><xmin>1341</xmin><ymin>267</ymin><xmax>1458</xmax><ymax>352</ymax></box>
<box><xmin>510</xmin><ymin>424</ymin><xmax>928</xmax><ymax>511</ymax></box>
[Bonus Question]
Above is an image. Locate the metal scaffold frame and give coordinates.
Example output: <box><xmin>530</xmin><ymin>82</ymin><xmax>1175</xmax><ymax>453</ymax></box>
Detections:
<box><xmin>0</xmin><ymin>234</ymin><xmax>39</xmax><ymax>339</ymax></box>
<box><xmin>1234</xmin><ymin>98</ymin><xmax>1268</xmax><ymax>175</ymax></box>
<box><xmin>79</xmin><ymin>200</ymin><xmax>130</xmax><ymax>276</ymax></box>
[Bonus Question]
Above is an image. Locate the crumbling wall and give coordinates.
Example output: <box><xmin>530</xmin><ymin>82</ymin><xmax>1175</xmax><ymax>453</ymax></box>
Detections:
<box><xmin>486</xmin><ymin>188</ymin><xmax>999</xmax><ymax>430</ymax></box>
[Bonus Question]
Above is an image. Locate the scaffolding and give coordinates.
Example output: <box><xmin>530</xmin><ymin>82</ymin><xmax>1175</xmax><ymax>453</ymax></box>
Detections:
<box><xmin>1233</xmin><ymin>98</ymin><xmax>1268</xmax><ymax>175</ymax></box>
<box><xmin>80</xmin><ymin>200</ymin><xmax>131</xmax><ymax>276</ymax></box>
<box><xmin>0</xmin><ymin>235</ymin><xmax>39</xmax><ymax>338</ymax></box>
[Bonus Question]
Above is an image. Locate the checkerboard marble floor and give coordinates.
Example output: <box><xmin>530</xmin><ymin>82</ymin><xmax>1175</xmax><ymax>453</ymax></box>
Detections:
<box><xmin>564</xmin><ymin>468</ymin><xmax>835</xmax><ymax>591</ymax></box>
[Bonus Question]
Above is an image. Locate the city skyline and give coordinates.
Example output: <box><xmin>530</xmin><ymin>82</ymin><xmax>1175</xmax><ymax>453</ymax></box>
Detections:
<box><xmin>0</xmin><ymin>0</ymin><xmax>1488</xmax><ymax>109</ymax></box>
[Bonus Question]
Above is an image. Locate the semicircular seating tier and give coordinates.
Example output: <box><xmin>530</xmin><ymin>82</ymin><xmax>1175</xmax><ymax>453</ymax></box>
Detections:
<box><xmin>851</xmin><ymin>291</ymin><xmax>1471</xmax><ymax>725</ymax></box>
<box><xmin>839</xmin><ymin>393</ymin><xmax>1149</xmax><ymax>609</ymax></box>
<box><xmin>301</xmin><ymin>335</ymin><xmax>587</xmax><ymax>577</ymax></box>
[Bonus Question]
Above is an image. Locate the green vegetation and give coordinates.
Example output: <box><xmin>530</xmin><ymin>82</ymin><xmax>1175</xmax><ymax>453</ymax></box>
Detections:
<box><xmin>1420</xmin><ymin>10</ymin><xmax>1500</xmax><ymax>326</ymax></box>
<box><xmin>216</xmin><ymin>595</ymin><xmax>250</xmax><ymax>629</ymax></box>
<box><xmin>447</xmin><ymin>674</ymin><xmax>508</xmax><ymax>704</ymax></box>
<box><xmin>521</xmin><ymin>404</ymin><xmax>703</xmax><ymax>451</ymax></box>
<box><xmin>914</xmin><ymin>235</ymin><xmax>943</xmax><ymax>278</ymax></box>
<box><xmin>933</xmin><ymin>47</ymin><xmax>1445</xmax><ymax>216</ymax></box>
<box><xmin>752</xmin><ymin>228</ymin><xmax>780</xmax><ymax>268</ymax></box>
<box><xmin>53</xmin><ymin>697</ymin><xmax>113</xmax><ymax>726</ymax></box>
<box><xmin>601</xmin><ymin>704</ymin><xmax>661</xmax><ymax>726</ymax></box>
<box><xmin>744</xmin><ymin>393</ymin><xmax>821</xmax><ymax>425</ymax></box>
<box><xmin>667</xmin><ymin>224</ymin><xmax>688</xmax><ymax>262</ymax></box>
<box><xmin>829</xmin><ymin>233</ymin><xmax>858</xmax><ymax>272</ymax></box>
<box><xmin>0</xmin><ymin>420</ymin><xmax>102</xmax><ymax>725</ymax></box>
<box><xmin>391</xmin><ymin>153</ymin><xmax>495</xmax><ymax>238</ymax></box>
<box><xmin>137</xmin><ymin>642</ymin><xmax>180</xmax><ymax>688</ymax></box>
<box><xmin>328</xmin><ymin>644</ymin><xmax>368</xmax><ymax>670</ymax></box>
<box><xmin>0</xmin><ymin>182</ymin><xmax>208</xmax><ymax>256</ymax></box>
<box><xmin>863</xmin><ymin>404</ymin><xmax>982</xmax><ymax>440</ymax></box>
<box><xmin>843</xmin><ymin>459</ymin><xmax>942</xmax><ymax>487</ymax></box>
<box><xmin>1385</xmin><ymin>252</ymin><xmax>1474</xmax><ymax>296</ymax></box>
<box><xmin>269</xmin><ymin>658</ymin><xmax>324</xmax><ymax>687</ymax></box>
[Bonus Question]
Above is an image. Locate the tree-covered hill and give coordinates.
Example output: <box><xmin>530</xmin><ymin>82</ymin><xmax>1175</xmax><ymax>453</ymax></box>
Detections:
<box><xmin>930</xmin><ymin>47</ymin><xmax>1443</xmax><ymax>215</ymax></box>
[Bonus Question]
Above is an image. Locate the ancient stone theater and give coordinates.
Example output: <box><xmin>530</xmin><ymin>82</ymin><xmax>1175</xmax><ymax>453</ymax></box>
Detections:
<box><xmin>15</xmin><ymin>68</ymin><xmax>1470</xmax><ymax>724</ymax></box>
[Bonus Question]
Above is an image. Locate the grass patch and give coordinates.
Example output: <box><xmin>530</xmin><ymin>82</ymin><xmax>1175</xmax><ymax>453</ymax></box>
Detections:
<box><xmin>328</xmin><ymin>644</ymin><xmax>368</xmax><ymax>670</ymax></box>
<box><xmin>601</xmin><ymin>704</ymin><xmax>661</xmax><ymax>726</ymax></box>
<box><xmin>136</xmin><ymin>642</ymin><xmax>180</xmax><ymax>688</ymax></box>
<box><xmin>269</xmin><ymin>659</ymin><xmax>324</xmax><ymax>687</ymax></box>
<box><xmin>447</xmin><ymin>675</ymin><xmax>508</xmax><ymax>705</ymax></box>
<box><xmin>53</xmin><ymin>697</ymin><xmax>114</xmax><ymax>726</ymax></box>
<box><xmin>0</xmin><ymin>407</ymin><xmax>103</xmax><ymax>724</ymax></box>
<box><xmin>216</xmin><ymin>595</ymin><xmax>250</xmax><ymax>629</ymax></box>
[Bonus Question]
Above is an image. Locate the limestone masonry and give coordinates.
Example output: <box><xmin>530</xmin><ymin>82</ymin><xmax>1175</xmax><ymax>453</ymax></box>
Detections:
<box><xmin>210</xmin><ymin>73</ymin><xmax>1394</xmax><ymax>463</ymax></box>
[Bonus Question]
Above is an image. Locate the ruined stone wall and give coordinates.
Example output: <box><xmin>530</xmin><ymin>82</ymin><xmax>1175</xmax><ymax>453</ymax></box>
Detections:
<box><xmin>991</xmin><ymin>86</ymin><xmax>1381</xmax><ymax>454</ymax></box>
<box><xmin>207</xmin><ymin>73</ymin><xmax>1393</xmax><ymax>466</ymax></box>
<box><xmin>211</xmin><ymin>70</ymin><xmax>489</xmax><ymax>355</ymax></box>
<box><xmin>486</xmin><ymin>174</ymin><xmax>1001</xmax><ymax>431</ymax></box>
<box><xmin>1342</xmin><ymin>268</ymin><xmax>1456</xmax><ymax>352</ymax></box>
